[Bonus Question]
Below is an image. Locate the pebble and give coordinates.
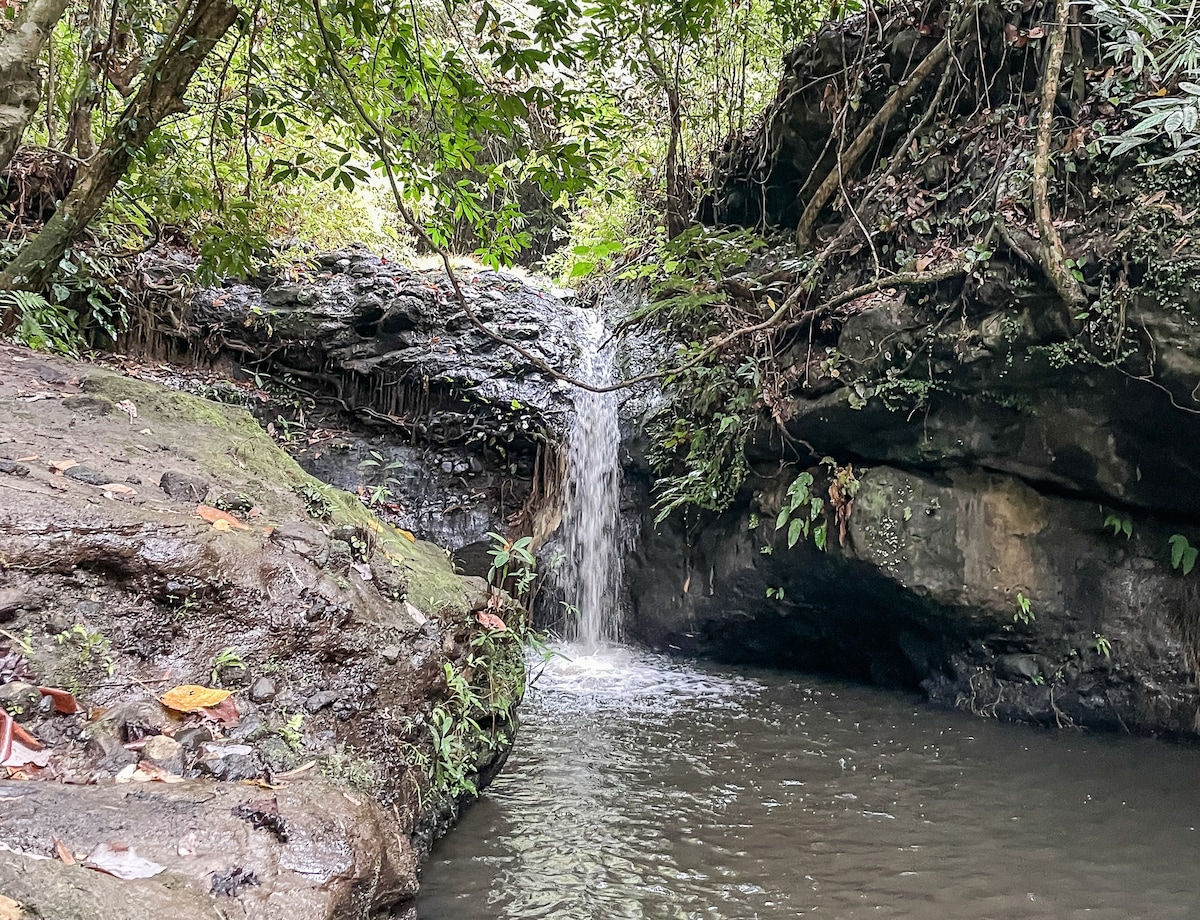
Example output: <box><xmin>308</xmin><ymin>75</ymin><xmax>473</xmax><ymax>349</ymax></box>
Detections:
<box><xmin>65</xmin><ymin>466</ymin><xmax>111</xmax><ymax>486</ymax></box>
<box><xmin>159</xmin><ymin>469</ymin><xmax>209</xmax><ymax>503</ymax></box>
<box><xmin>305</xmin><ymin>690</ymin><xmax>341</xmax><ymax>713</ymax></box>
<box><xmin>141</xmin><ymin>735</ymin><xmax>185</xmax><ymax>774</ymax></box>
<box><xmin>249</xmin><ymin>677</ymin><xmax>277</xmax><ymax>703</ymax></box>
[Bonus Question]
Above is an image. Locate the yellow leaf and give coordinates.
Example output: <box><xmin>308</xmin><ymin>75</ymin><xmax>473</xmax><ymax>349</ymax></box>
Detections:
<box><xmin>0</xmin><ymin>894</ymin><xmax>21</xmax><ymax>920</ymax></box>
<box><xmin>159</xmin><ymin>685</ymin><xmax>231</xmax><ymax>713</ymax></box>
<box><xmin>393</xmin><ymin>527</ymin><xmax>416</xmax><ymax>542</ymax></box>
<box><xmin>196</xmin><ymin>504</ymin><xmax>250</xmax><ymax>530</ymax></box>
<box><xmin>211</xmin><ymin>519</ymin><xmax>231</xmax><ymax>532</ymax></box>
<box><xmin>366</xmin><ymin>519</ymin><xmax>383</xmax><ymax>533</ymax></box>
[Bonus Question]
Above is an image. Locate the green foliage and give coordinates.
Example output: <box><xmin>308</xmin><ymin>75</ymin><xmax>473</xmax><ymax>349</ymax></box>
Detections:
<box><xmin>486</xmin><ymin>531</ymin><xmax>538</xmax><ymax>603</ymax></box>
<box><xmin>1013</xmin><ymin>592</ymin><xmax>1034</xmax><ymax>625</ymax></box>
<box><xmin>1104</xmin><ymin>513</ymin><xmax>1134</xmax><ymax>539</ymax></box>
<box><xmin>55</xmin><ymin>624</ymin><xmax>115</xmax><ymax>676</ymax></box>
<box><xmin>1094</xmin><ymin>634</ymin><xmax>1113</xmax><ymax>658</ymax></box>
<box><xmin>1094</xmin><ymin>0</ymin><xmax>1200</xmax><ymax>164</ymax></box>
<box><xmin>775</xmin><ymin>471</ymin><xmax>828</xmax><ymax>551</ymax></box>
<box><xmin>210</xmin><ymin>646</ymin><xmax>247</xmax><ymax>684</ymax></box>
<box><xmin>1169</xmin><ymin>533</ymin><xmax>1198</xmax><ymax>575</ymax></box>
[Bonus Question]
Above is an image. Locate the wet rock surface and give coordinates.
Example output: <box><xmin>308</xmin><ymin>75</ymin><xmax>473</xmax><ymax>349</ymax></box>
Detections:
<box><xmin>133</xmin><ymin>251</ymin><xmax>592</xmax><ymax>570</ymax></box>
<box><xmin>0</xmin><ymin>344</ymin><xmax>523</xmax><ymax>918</ymax></box>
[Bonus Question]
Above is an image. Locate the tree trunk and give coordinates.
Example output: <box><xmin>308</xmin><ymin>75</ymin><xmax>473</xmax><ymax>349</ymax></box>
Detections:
<box><xmin>62</xmin><ymin>0</ymin><xmax>107</xmax><ymax>159</ymax></box>
<box><xmin>0</xmin><ymin>0</ymin><xmax>239</xmax><ymax>295</ymax></box>
<box><xmin>0</xmin><ymin>0</ymin><xmax>72</xmax><ymax>177</ymax></box>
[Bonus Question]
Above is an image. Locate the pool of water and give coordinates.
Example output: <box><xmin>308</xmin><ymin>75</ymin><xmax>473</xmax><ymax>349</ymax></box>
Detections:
<box><xmin>418</xmin><ymin>644</ymin><xmax>1200</xmax><ymax>919</ymax></box>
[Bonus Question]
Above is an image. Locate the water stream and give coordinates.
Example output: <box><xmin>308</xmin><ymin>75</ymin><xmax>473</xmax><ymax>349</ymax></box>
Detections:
<box><xmin>419</xmin><ymin>646</ymin><xmax>1200</xmax><ymax>919</ymax></box>
<box><xmin>557</xmin><ymin>308</ymin><xmax>623</xmax><ymax>649</ymax></box>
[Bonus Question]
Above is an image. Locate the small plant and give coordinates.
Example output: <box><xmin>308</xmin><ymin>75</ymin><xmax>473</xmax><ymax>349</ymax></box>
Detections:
<box><xmin>321</xmin><ymin>746</ymin><xmax>379</xmax><ymax>791</ymax></box>
<box><xmin>296</xmin><ymin>484</ymin><xmax>333</xmax><ymax>520</ymax></box>
<box><xmin>55</xmin><ymin>625</ymin><xmax>115</xmax><ymax>676</ymax></box>
<box><xmin>765</xmin><ymin>586</ymin><xmax>786</xmax><ymax>600</ymax></box>
<box><xmin>210</xmin><ymin>646</ymin><xmax>247</xmax><ymax>684</ymax></box>
<box><xmin>775</xmin><ymin>471</ymin><xmax>828</xmax><ymax>550</ymax></box>
<box><xmin>1104</xmin><ymin>513</ymin><xmax>1133</xmax><ymax>539</ymax></box>
<box><xmin>1094</xmin><ymin>634</ymin><xmax>1113</xmax><ymax>658</ymax></box>
<box><xmin>1169</xmin><ymin>534</ymin><xmax>1198</xmax><ymax>575</ymax></box>
<box><xmin>485</xmin><ymin>531</ymin><xmax>537</xmax><ymax>604</ymax></box>
<box><xmin>277</xmin><ymin>712</ymin><xmax>305</xmax><ymax>751</ymax></box>
<box><xmin>1014</xmin><ymin>592</ymin><xmax>1035</xmax><ymax>625</ymax></box>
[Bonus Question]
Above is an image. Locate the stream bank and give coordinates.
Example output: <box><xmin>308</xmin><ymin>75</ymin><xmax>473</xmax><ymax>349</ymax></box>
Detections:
<box><xmin>0</xmin><ymin>342</ymin><xmax>524</xmax><ymax>918</ymax></box>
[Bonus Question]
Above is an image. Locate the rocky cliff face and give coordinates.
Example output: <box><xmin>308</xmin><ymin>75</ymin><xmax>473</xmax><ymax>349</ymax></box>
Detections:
<box><xmin>0</xmin><ymin>344</ymin><xmax>524</xmax><ymax>918</ymax></box>
<box><xmin>624</xmin><ymin>1</ymin><xmax>1200</xmax><ymax>737</ymax></box>
<box><xmin>129</xmin><ymin>248</ymin><xmax>592</xmax><ymax>574</ymax></box>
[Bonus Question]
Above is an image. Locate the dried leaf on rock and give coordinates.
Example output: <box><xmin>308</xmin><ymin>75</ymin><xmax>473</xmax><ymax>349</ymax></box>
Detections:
<box><xmin>0</xmin><ymin>711</ymin><xmax>46</xmax><ymax>768</ymax></box>
<box><xmin>48</xmin><ymin>459</ymin><xmax>78</xmax><ymax>474</ymax></box>
<box><xmin>38</xmin><ymin>685</ymin><xmax>79</xmax><ymax>714</ymax></box>
<box><xmin>0</xmin><ymin>895</ymin><xmax>21</xmax><ymax>920</ymax></box>
<box><xmin>115</xmin><ymin>762</ymin><xmax>184</xmax><ymax>784</ymax></box>
<box><xmin>83</xmin><ymin>841</ymin><xmax>166</xmax><ymax>880</ymax></box>
<box><xmin>53</xmin><ymin>837</ymin><xmax>76</xmax><ymax>865</ymax></box>
<box><xmin>160</xmin><ymin>684</ymin><xmax>231</xmax><ymax>713</ymax></box>
<box><xmin>195</xmin><ymin>504</ymin><xmax>250</xmax><ymax>530</ymax></box>
<box><xmin>476</xmin><ymin>612</ymin><xmax>507</xmax><ymax>632</ymax></box>
<box><xmin>200</xmin><ymin>696</ymin><xmax>240</xmax><ymax>727</ymax></box>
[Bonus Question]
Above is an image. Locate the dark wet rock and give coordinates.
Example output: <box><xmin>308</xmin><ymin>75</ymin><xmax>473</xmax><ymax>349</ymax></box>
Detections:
<box><xmin>217</xmin><ymin>490</ymin><xmax>254</xmax><ymax>512</ymax></box>
<box><xmin>0</xmin><ymin>457</ymin><xmax>29</xmax><ymax>476</ymax></box>
<box><xmin>159</xmin><ymin>469</ymin><xmax>209</xmax><ymax>503</ymax></box>
<box><xmin>65</xmin><ymin>465</ymin><xmax>111</xmax><ymax>485</ymax></box>
<box><xmin>0</xmin><ymin>681</ymin><xmax>42</xmax><ymax>721</ymax></box>
<box><xmin>229</xmin><ymin>711</ymin><xmax>270</xmax><ymax>743</ymax></box>
<box><xmin>257</xmin><ymin>735</ymin><xmax>301</xmax><ymax>773</ymax></box>
<box><xmin>305</xmin><ymin>689</ymin><xmax>341</xmax><ymax>713</ymax></box>
<box><xmin>174</xmin><ymin>724</ymin><xmax>214</xmax><ymax>753</ymax></box>
<box><xmin>248</xmin><ymin>676</ymin><xmax>277</xmax><ymax>703</ymax></box>
<box><xmin>199</xmin><ymin>743</ymin><xmax>264</xmax><ymax>781</ymax></box>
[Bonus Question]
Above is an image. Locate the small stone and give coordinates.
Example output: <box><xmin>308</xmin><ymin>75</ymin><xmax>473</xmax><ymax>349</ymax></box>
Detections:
<box><xmin>380</xmin><ymin>645</ymin><xmax>401</xmax><ymax>664</ymax></box>
<box><xmin>159</xmin><ymin>470</ymin><xmax>209</xmax><ymax>503</ymax></box>
<box><xmin>141</xmin><ymin>735</ymin><xmax>185</xmax><ymax>774</ymax></box>
<box><xmin>0</xmin><ymin>458</ymin><xmax>30</xmax><ymax>476</ymax></box>
<box><xmin>0</xmin><ymin>682</ymin><xmax>43</xmax><ymax>722</ymax></box>
<box><xmin>229</xmin><ymin>712</ymin><xmax>270</xmax><ymax>744</ymax></box>
<box><xmin>217</xmin><ymin>492</ymin><xmax>253</xmax><ymax>513</ymax></box>
<box><xmin>65</xmin><ymin>466</ymin><xmax>111</xmax><ymax>486</ymax></box>
<box><xmin>305</xmin><ymin>690</ymin><xmax>341</xmax><ymax>713</ymax></box>
<box><xmin>174</xmin><ymin>725</ymin><xmax>214</xmax><ymax>752</ymax></box>
<box><xmin>249</xmin><ymin>677</ymin><xmax>277</xmax><ymax>703</ymax></box>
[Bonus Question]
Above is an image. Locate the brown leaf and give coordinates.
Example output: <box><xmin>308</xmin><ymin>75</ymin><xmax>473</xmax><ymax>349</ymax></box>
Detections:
<box><xmin>83</xmin><ymin>841</ymin><xmax>165</xmax><ymax>880</ymax></box>
<box><xmin>115</xmin><ymin>762</ymin><xmax>184</xmax><ymax>784</ymax></box>
<box><xmin>160</xmin><ymin>684</ymin><xmax>232</xmax><ymax>713</ymax></box>
<box><xmin>475</xmin><ymin>612</ymin><xmax>507</xmax><ymax>632</ymax></box>
<box><xmin>200</xmin><ymin>696</ymin><xmax>240</xmax><ymax>727</ymax></box>
<box><xmin>37</xmin><ymin>686</ymin><xmax>79</xmax><ymax>714</ymax></box>
<box><xmin>48</xmin><ymin>459</ymin><xmax>78</xmax><ymax>474</ymax></box>
<box><xmin>53</xmin><ymin>836</ymin><xmax>76</xmax><ymax>865</ymax></box>
<box><xmin>0</xmin><ymin>894</ymin><xmax>21</xmax><ymax>920</ymax></box>
<box><xmin>196</xmin><ymin>504</ymin><xmax>250</xmax><ymax>530</ymax></box>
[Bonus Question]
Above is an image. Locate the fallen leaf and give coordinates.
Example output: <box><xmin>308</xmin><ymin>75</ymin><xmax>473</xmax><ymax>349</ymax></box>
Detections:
<box><xmin>0</xmin><ymin>711</ymin><xmax>45</xmax><ymax>769</ymax></box>
<box><xmin>37</xmin><ymin>686</ymin><xmax>79</xmax><ymax>714</ymax></box>
<box><xmin>126</xmin><ymin>761</ymin><xmax>185</xmax><ymax>784</ymax></box>
<box><xmin>272</xmin><ymin>760</ymin><xmax>317</xmax><ymax>781</ymax></box>
<box><xmin>476</xmin><ymin>612</ymin><xmax>507</xmax><ymax>632</ymax></box>
<box><xmin>196</xmin><ymin>504</ymin><xmax>250</xmax><ymax>530</ymax></box>
<box><xmin>115</xmin><ymin>400</ymin><xmax>138</xmax><ymax>423</ymax></box>
<box><xmin>200</xmin><ymin>696</ymin><xmax>240</xmax><ymax>727</ymax></box>
<box><xmin>83</xmin><ymin>841</ymin><xmax>165</xmax><ymax>880</ymax></box>
<box><xmin>0</xmin><ymin>894</ymin><xmax>21</xmax><ymax>920</ymax></box>
<box><xmin>53</xmin><ymin>837</ymin><xmax>76</xmax><ymax>865</ymax></box>
<box><xmin>49</xmin><ymin>459</ymin><xmax>79</xmax><ymax>474</ymax></box>
<box><xmin>160</xmin><ymin>685</ymin><xmax>232</xmax><ymax>713</ymax></box>
<box><xmin>100</xmin><ymin>483</ymin><xmax>137</xmax><ymax>497</ymax></box>
<box><xmin>211</xmin><ymin>518</ymin><xmax>232</xmax><ymax>532</ymax></box>
<box><xmin>393</xmin><ymin>527</ymin><xmax>416</xmax><ymax>542</ymax></box>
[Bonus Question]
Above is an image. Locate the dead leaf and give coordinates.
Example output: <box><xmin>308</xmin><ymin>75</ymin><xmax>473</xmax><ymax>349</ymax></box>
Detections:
<box><xmin>160</xmin><ymin>684</ymin><xmax>232</xmax><ymax>713</ymax></box>
<box><xmin>115</xmin><ymin>400</ymin><xmax>138</xmax><ymax>423</ymax></box>
<box><xmin>37</xmin><ymin>686</ymin><xmax>79</xmax><ymax>714</ymax></box>
<box><xmin>100</xmin><ymin>483</ymin><xmax>137</xmax><ymax>497</ymax></box>
<box><xmin>83</xmin><ymin>841</ymin><xmax>165</xmax><ymax>880</ymax></box>
<box><xmin>211</xmin><ymin>518</ymin><xmax>232</xmax><ymax>532</ymax></box>
<box><xmin>48</xmin><ymin>459</ymin><xmax>78</xmax><ymax>474</ymax></box>
<box><xmin>272</xmin><ymin>760</ymin><xmax>317</xmax><ymax>781</ymax></box>
<box><xmin>0</xmin><ymin>711</ymin><xmax>45</xmax><ymax>770</ymax></box>
<box><xmin>393</xmin><ymin>527</ymin><xmax>416</xmax><ymax>542</ymax></box>
<box><xmin>0</xmin><ymin>894</ymin><xmax>21</xmax><ymax>920</ymax></box>
<box><xmin>196</xmin><ymin>504</ymin><xmax>250</xmax><ymax>530</ymax></box>
<box><xmin>53</xmin><ymin>837</ymin><xmax>76</xmax><ymax>865</ymax></box>
<box><xmin>476</xmin><ymin>612</ymin><xmax>507</xmax><ymax>632</ymax></box>
<box><xmin>200</xmin><ymin>696</ymin><xmax>240</xmax><ymax>727</ymax></box>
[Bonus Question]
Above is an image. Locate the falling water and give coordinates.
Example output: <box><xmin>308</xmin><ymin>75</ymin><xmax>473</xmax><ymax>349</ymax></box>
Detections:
<box><xmin>559</xmin><ymin>308</ymin><xmax>623</xmax><ymax>649</ymax></box>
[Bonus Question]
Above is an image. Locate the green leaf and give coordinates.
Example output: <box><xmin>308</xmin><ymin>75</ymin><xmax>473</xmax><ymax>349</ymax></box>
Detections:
<box><xmin>1170</xmin><ymin>534</ymin><xmax>1189</xmax><ymax>570</ymax></box>
<box><xmin>813</xmin><ymin>522</ymin><xmax>828</xmax><ymax>551</ymax></box>
<box><xmin>787</xmin><ymin>518</ymin><xmax>803</xmax><ymax>549</ymax></box>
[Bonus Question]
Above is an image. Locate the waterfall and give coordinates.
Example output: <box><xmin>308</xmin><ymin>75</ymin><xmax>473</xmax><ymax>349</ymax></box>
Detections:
<box><xmin>559</xmin><ymin>308</ymin><xmax>623</xmax><ymax>649</ymax></box>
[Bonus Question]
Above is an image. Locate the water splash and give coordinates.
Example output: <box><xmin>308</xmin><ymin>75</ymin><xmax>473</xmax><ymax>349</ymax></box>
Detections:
<box><xmin>559</xmin><ymin>309</ymin><xmax>623</xmax><ymax>650</ymax></box>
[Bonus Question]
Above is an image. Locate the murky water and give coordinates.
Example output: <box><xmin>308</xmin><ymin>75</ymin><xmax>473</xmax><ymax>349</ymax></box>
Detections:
<box><xmin>419</xmin><ymin>644</ymin><xmax>1200</xmax><ymax>919</ymax></box>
